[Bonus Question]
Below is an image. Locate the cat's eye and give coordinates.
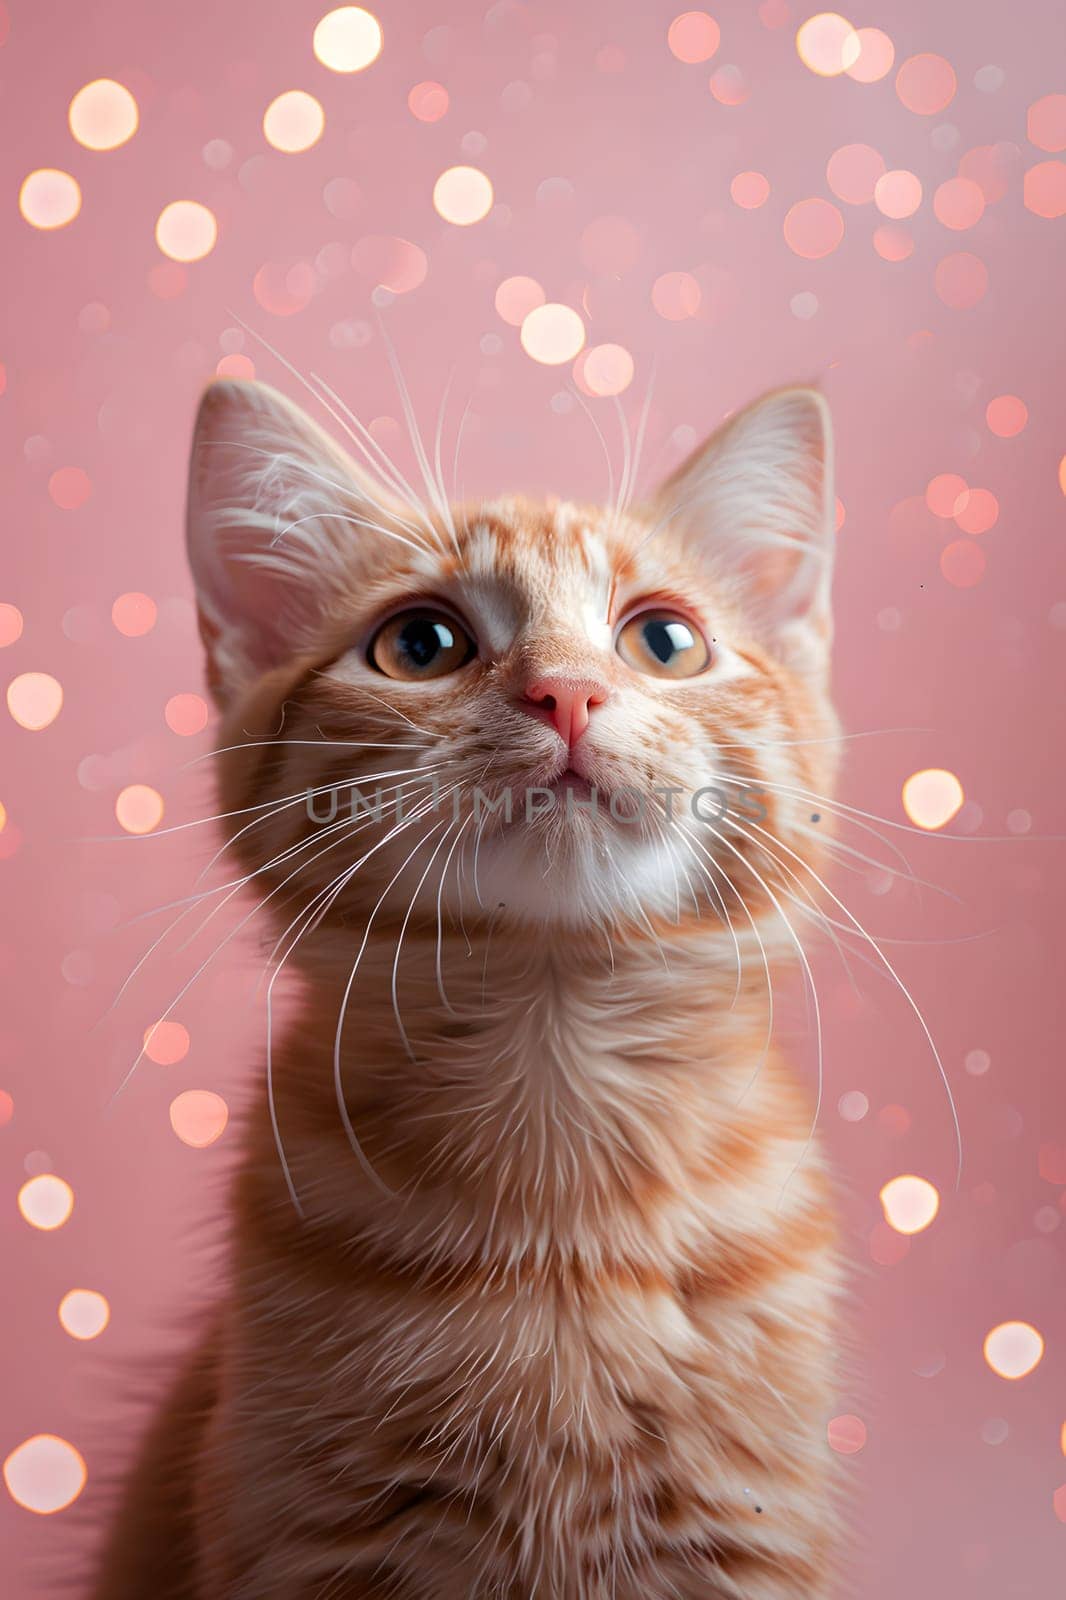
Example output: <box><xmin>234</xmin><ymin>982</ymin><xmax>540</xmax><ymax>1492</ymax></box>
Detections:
<box><xmin>367</xmin><ymin>608</ymin><xmax>476</xmax><ymax>681</ymax></box>
<box><xmin>615</xmin><ymin>609</ymin><xmax>711</xmax><ymax>679</ymax></box>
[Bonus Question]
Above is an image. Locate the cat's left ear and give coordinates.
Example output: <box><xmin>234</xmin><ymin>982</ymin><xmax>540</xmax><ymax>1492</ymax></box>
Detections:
<box><xmin>652</xmin><ymin>387</ymin><xmax>835</xmax><ymax>674</ymax></box>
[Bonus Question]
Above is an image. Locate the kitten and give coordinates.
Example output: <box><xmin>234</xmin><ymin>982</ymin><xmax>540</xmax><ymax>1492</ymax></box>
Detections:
<box><xmin>91</xmin><ymin>378</ymin><xmax>843</xmax><ymax>1599</ymax></box>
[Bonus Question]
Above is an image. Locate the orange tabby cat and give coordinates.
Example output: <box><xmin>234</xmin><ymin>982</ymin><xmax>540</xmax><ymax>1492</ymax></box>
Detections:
<box><xmin>91</xmin><ymin>377</ymin><xmax>843</xmax><ymax>1598</ymax></box>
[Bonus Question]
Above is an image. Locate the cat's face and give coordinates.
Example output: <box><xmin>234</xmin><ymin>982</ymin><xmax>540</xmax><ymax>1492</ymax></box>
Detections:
<box><xmin>187</xmin><ymin>381</ymin><xmax>838</xmax><ymax>935</ymax></box>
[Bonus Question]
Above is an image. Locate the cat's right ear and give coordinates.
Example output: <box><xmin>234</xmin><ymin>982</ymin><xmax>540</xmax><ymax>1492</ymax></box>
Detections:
<box><xmin>186</xmin><ymin>379</ymin><xmax>401</xmax><ymax>708</ymax></box>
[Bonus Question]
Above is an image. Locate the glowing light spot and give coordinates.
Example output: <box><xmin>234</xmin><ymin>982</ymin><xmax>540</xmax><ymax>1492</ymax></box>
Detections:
<box><xmin>826</xmin><ymin>143</ymin><xmax>885</xmax><ymax>205</ymax></box>
<box><xmin>0</xmin><ymin>605</ymin><xmax>22</xmax><ymax>648</ymax></box>
<box><xmin>433</xmin><ymin>165</ymin><xmax>493</xmax><ymax>226</ymax></box>
<box><xmin>902</xmin><ymin>769</ymin><xmax>964</xmax><ymax>830</ymax></box>
<box><xmin>940</xmin><ymin>538</ymin><xmax>986</xmax><ymax>588</ymax></box>
<box><xmin>579</xmin><ymin>215</ymin><xmax>641</xmax><ymax>274</ymax></box>
<box><xmin>667</xmin><ymin>11</ymin><xmax>720</xmax><ymax>64</ymax></box>
<box><xmin>68</xmin><ymin>79</ymin><xmax>138</xmax><ymax>150</ymax></box>
<box><xmin>0</xmin><ymin>1090</ymin><xmax>12</xmax><ymax>1125</ymax></box>
<box><xmin>935</xmin><ymin>251</ymin><xmax>988</xmax><ymax>309</ymax></box>
<box><xmin>170</xmin><ymin>1089</ymin><xmax>229</xmax><ymax>1148</ymax></box>
<box><xmin>408</xmin><ymin>81</ymin><xmax>448</xmax><ymax>121</ymax></box>
<box><xmin>953</xmin><ymin>488</ymin><xmax>998</xmax><ymax>535</ymax></box>
<box><xmin>581</xmin><ymin>344</ymin><xmax>635</xmax><ymax>397</ymax></box>
<box><xmin>1024</xmin><ymin>161</ymin><xmax>1066</xmax><ymax>219</ymax></box>
<box><xmin>986</xmin><ymin>395</ymin><xmax>1027</xmax><ymax>437</ymax></box>
<box><xmin>709</xmin><ymin>64</ymin><xmax>748</xmax><ymax>105</ymax></box>
<box><xmin>896</xmin><ymin>53</ymin><xmax>956</xmax><ymax>116</ymax></box>
<box><xmin>959</xmin><ymin>143</ymin><xmax>1017</xmax><ymax>206</ymax></box>
<box><xmin>111</xmin><ymin>592</ymin><xmax>157</xmax><ymax>637</ymax></box>
<box><xmin>795</xmin><ymin>13</ymin><xmax>858</xmax><ymax>77</ymax></box>
<box><xmin>3</xmin><ymin>1436</ymin><xmax>86</xmax><ymax>1514</ymax></box>
<box><xmin>874</xmin><ymin>170</ymin><xmax>922</xmax><ymax>219</ymax></box>
<box><xmin>1029</xmin><ymin>94</ymin><xmax>1066</xmax><ymax>153</ymax></box>
<box><xmin>1060</xmin><ymin>456</ymin><xmax>1066</xmax><ymax>496</ymax></box>
<box><xmin>1056</xmin><ymin>1484</ymin><xmax>1066</xmax><ymax>1523</ymax></box>
<box><xmin>143</xmin><ymin>1020</ymin><xmax>190</xmax><ymax>1066</ymax></box>
<box><xmin>928</xmin><ymin>481</ymin><xmax>963</xmax><ymax>518</ymax></box>
<box><xmin>253</xmin><ymin>261</ymin><xmax>314</xmax><ymax>317</ymax></box>
<box><xmin>263</xmin><ymin>90</ymin><xmax>325</xmax><ymax>153</ymax></box>
<box><xmin>843</xmin><ymin>26</ymin><xmax>894</xmax><ymax>83</ymax></box>
<box><xmin>873</xmin><ymin>224</ymin><xmax>913</xmax><ymax>262</ymax></box>
<box><xmin>216</xmin><ymin>354</ymin><xmax>254</xmax><ymax>381</ymax></box>
<box><xmin>115</xmin><ymin>784</ymin><xmax>164</xmax><ymax>835</ymax></box>
<box><xmin>48</xmin><ymin>467</ymin><xmax>92</xmax><ymax>510</ymax></box>
<box><xmin>165</xmin><ymin>693</ymin><xmax>210</xmax><ymax>736</ymax></box>
<box><xmin>783</xmin><ymin>198</ymin><xmax>844</xmax><ymax>259</ymax></box>
<box><xmin>155</xmin><ymin>201</ymin><xmax>217</xmax><ymax>263</ymax></box>
<box><xmin>58</xmin><ymin>1290</ymin><xmax>110</xmax><ymax>1341</ymax></box>
<box><xmin>312</xmin><ymin>7</ymin><xmax>382</xmax><ymax>73</ymax></box>
<box><xmin>729</xmin><ymin>171</ymin><xmax>770</xmax><ymax>209</ymax></box>
<box><xmin>520</xmin><ymin>303</ymin><xmax>586</xmax><ymax>365</ymax></box>
<box><xmin>17</xmin><ymin>1174</ymin><xmax>74</xmax><ymax>1230</ymax></box>
<box><xmin>651</xmin><ymin>271</ymin><xmax>703</xmax><ymax>319</ymax></box>
<box><xmin>983</xmin><ymin>1321</ymin><xmax>1044</xmax><ymax>1381</ymax></box>
<box><xmin>1039</xmin><ymin>1144</ymin><xmax>1066</xmax><ymax>1184</ymax></box>
<box><xmin>933</xmin><ymin>176</ymin><xmax>985</xmax><ymax>231</ymax></box>
<box><xmin>880</xmin><ymin>1174</ymin><xmax>940</xmax><ymax>1235</ymax></box>
<box><xmin>838</xmin><ymin>1090</ymin><xmax>869</xmax><ymax>1121</ymax></box>
<box><xmin>1061</xmin><ymin>1422</ymin><xmax>1066</xmax><ymax>1455</ymax></box>
<box><xmin>352</xmin><ymin>235</ymin><xmax>427</xmax><ymax>295</ymax></box>
<box><xmin>494</xmin><ymin>275</ymin><xmax>546</xmax><ymax>326</ymax></box>
<box><xmin>7</xmin><ymin>672</ymin><xmax>63</xmax><ymax>731</ymax></box>
<box><xmin>827</xmin><ymin>1414</ymin><xmax>867</xmax><ymax>1454</ymax></box>
<box><xmin>19</xmin><ymin>169</ymin><xmax>81</xmax><ymax>230</ymax></box>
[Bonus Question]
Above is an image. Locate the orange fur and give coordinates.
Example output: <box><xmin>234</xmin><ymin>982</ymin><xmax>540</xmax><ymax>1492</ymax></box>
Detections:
<box><xmin>90</xmin><ymin>380</ymin><xmax>844</xmax><ymax>1599</ymax></box>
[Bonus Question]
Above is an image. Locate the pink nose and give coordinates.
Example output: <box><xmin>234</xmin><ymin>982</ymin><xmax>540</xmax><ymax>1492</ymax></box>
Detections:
<box><xmin>521</xmin><ymin>676</ymin><xmax>609</xmax><ymax>747</ymax></box>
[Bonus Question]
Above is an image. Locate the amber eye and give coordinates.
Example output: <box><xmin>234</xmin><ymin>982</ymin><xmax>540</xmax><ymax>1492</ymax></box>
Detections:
<box><xmin>368</xmin><ymin>609</ymin><xmax>476</xmax><ymax>681</ymax></box>
<box><xmin>616</xmin><ymin>610</ymin><xmax>711</xmax><ymax>679</ymax></box>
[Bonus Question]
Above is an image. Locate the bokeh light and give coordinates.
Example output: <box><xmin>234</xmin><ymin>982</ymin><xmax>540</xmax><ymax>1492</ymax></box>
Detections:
<box><xmin>143</xmin><ymin>1020</ymin><xmax>190</xmax><ymax>1065</ymax></box>
<box><xmin>408</xmin><ymin>81</ymin><xmax>448</xmax><ymax>121</ymax></box>
<box><xmin>17</xmin><ymin>1174</ymin><xmax>74</xmax><ymax>1230</ymax></box>
<box><xmin>494</xmin><ymin>275</ymin><xmax>546</xmax><ymax>326</ymax></box>
<box><xmin>986</xmin><ymin>394</ymin><xmax>1028</xmax><ymax>437</ymax></box>
<box><xmin>112</xmin><ymin>592</ymin><xmax>157</xmax><ymax>637</ymax></box>
<box><xmin>826</xmin><ymin>144</ymin><xmax>885</xmax><ymax>205</ymax></box>
<box><xmin>935</xmin><ymin>251</ymin><xmax>989</xmax><ymax>309</ymax></box>
<box><xmin>896</xmin><ymin>53</ymin><xmax>956</xmax><ymax>116</ymax></box>
<box><xmin>933</xmin><ymin>177</ymin><xmax>985</xmax><ymax>230</ymax></box>
<box><xmin>880</xmin><ymin>1175</ymin><xmax>940</xmax><ymax>1235</ymax></box>
<box><xmin>115</xmin><ymin>784</ymin><xmax>164</xmax><ymax>835</ymax></box>
<box><xmin>902</xmin><ymin>768</ymin><xmax>964</xmax><ymax>829</ymax></box>
<box><xmin>3</xmin><ymin>1435</ymin><xmax>86</xmax><ymax>1514</ymax></box>
<box><xmin>19</xmin><ymin>170</ymin><xmax>81</xmax><ymax>230</ymax></box>
<box><xmin>838</xmin><ymin>1090</ymin><xmax>869</xmax><ymax>1121</ymax></box>
<box><xmin>432</xmin><ymin>165</ymin><xmax>493</xmax><ymax>225</ymax></box>
<box><xmin>958</xmin><ymin>143</ymin><xmax>1016</xmax><ymax>205</ymax></box>
<box><xmin>165</xmin><ymin>693</ymin><xmax>210</xmax><ymax>736</ymax></box>
<box><xmin>169</xmin><ymin>1089</ymin><xmax>229</xmax><ymax>1148</ymax></box>
<box><xmin>351</xmin><ymin>235</ymin><xmax>427</xmax><ymax>293</ymax></box>
<box><xmin>843</xmin><ymin>26</ymin><xmax>894</xmax><ymax>82</ymax></box>
<box><xmin>581</xmin><ymin>343</ymin><xmax>635</xmax><ymax>397</ymax></box>
<box><xmin>926</xmin><ymin>473</ymin><xmax>968</xmax><ymax>517</ymax></box>
<box><xmin>667</xmin><ymin>12</ymin><xmax>721</xmax><ymax>64</ymax></box>
<box><xmin>783</xmin><ymin>198</ymin><xmax>844</xmax><ymax>259</ymax></box>
<box><xmin>48</xmin><ymin>467</ymin><xmax>92</xmax><ymax>510</ymax></box>
<box><xmin>155</xmin><ymin>201</ymin><xmax>218</xmax><ymax>262</ymax></box>
<box><xmin>263</xmin><ymin>91</ymin><xmax>325</xmax><ymax>153</ymax></box>
<box><xmin>709</xmin><ymin>65</ymin><xmax>749</xmax><ymax>106</ymax></box>
<box><xmin>874</xmin><ymin>170</ymin><xmax>922</xmax><ymax>219</ymax></box>
<box><xmin>730</xmin><ymin>171</ymin><xmax>770</xmax><ymax>209</ymax></box>
<box><xmin>940</xmin><ymin>538</ymin><xmax>987</xmax><ymax>588</ymax></box>
<box><xmin>1028</xmin><ymin>93</ymin><xmax>1066</xmax><ymax>153</ymax></box>
<box><xmin>520</xmin><ymin>303</ymin><xmax>586</xmax><ymax>365</ymax></box>
<box><xmin>651</xmin><ymin>271</ymin><xmax>702</xmax><ymax>318</ymax></box>
<box><xmin>68</xmin><ymin>79</ymin><xmax>138</xmax><ymax>150</ymax></box>
<box><xmin>953</xmin><ymin>488</ymin><xmax>999</xmax><ymax>535</ymax></box>
<box><xmin>1024</xmin><ymin>161</ymin><xmax>1066</xmax><ymax>219</ymax></box>
<box><xmin>58</xmin><ymin>1290</ymin><xmax>110</xmax><ymax>1341</ymax></box>
<box><xmin>795</xmin><ymin>13</ymin><xmax>858</xmax><ymax>77</ymax></box>
<box><xmin>253</xmin><ymin>261</ymin><xmax>314</xmax><ymax>317</ymax></box>
<box><xmin>7</xmin><ymin>673</ymin><xmax>63</xmax><ymax>731</ymax></box>
<box><xmin>983</xmin><ymin>1321</ymin><xmax>1045</xmax><ymax>1380</ymax></box>
<box><xmin>312</xmin><ymin>7</ymin><xmax>382</xmax><ymax>73</ymax></box>
<box><xmin>873</xmin><ymin>224</ymin><xmax>914</xmax><ymax>262</ymax></box>
<box><xmin>0</xmin><ymin>604</ymin><xmax>23</xmax><ymax>647</ymax></box>
<box><xmin>827</xmin><ymin>1414</ymin><xmax>867</xmax><ymax>1454</ymax></box>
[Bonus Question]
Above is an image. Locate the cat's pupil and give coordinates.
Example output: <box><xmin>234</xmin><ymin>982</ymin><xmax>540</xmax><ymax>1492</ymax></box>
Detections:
<box><xmin>401</xmin><ymin>617</ymin><xmax>453</xmax><ymax>668</ymax></box>
<box><xmin>644</xmin><ymin>618</ymin><xmax>694</xmax><ymax>664</ymax></box>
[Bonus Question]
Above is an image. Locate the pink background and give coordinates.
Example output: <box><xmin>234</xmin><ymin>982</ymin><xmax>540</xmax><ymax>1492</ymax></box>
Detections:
<box><xmin>3</xmin><ymin>0</ymin><xmax>1066</xmax><ymax>1593</ymax></box>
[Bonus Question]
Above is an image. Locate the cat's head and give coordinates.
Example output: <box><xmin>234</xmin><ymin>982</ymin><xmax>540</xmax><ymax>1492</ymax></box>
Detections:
<box><xmin>186</xmin><ymin>379</ymin><xmax>838</xmax><ymax>935</ymax></box>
